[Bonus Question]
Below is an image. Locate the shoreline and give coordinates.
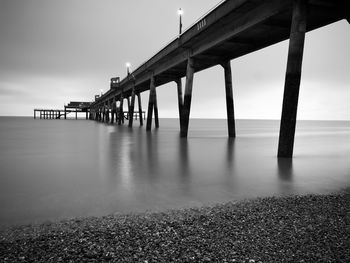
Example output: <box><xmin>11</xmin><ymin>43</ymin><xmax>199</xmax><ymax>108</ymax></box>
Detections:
<box><xmin>1</xmin><ymin>190</ymin><xmax>349</xmax><ymax>262</ymax></box>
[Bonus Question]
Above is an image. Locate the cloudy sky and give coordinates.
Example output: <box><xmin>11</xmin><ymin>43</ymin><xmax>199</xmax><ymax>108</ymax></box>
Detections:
<box><xmin>0</xmin><ymin>0</ymin><xmax>349</xmax><ymax>120</ymax></box>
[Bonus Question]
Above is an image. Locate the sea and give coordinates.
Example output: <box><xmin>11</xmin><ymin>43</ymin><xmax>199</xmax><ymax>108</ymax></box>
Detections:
<box><xmin>0</xmin><ymin>117</ymin><xmax>349</xmax><ymax>228</ymax></box>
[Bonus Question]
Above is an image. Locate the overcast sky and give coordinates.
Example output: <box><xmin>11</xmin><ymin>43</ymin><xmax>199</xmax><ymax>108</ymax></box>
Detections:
<box><xmin>0</xmin><ymin>0</ymin><xmax>349</xmax><ymax>120</ymax></box>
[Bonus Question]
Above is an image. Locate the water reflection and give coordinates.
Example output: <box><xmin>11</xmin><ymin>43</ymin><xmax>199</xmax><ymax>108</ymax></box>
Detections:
<box><xmin>277</xmin><ymin>158</ymin><xmax>294</xmax><ymax>182</ymax></box>
<box><xmin>178</xmin><ymin>139</ymin><xmax>190</xmax><ymax>193</ymax></box>
<box><xmin>1</xmin><ymin>118</ymin><xmax>350</xmax><ymax>227</ymax></box>
<box><xmin>277</xmin><ymin>158</ymin><xmax>294</xmax><ymax>195</ymax></box>
<box><xmin>146</xmin><ymin>132</ymin><xmax>159</xmax><ymax>181</ymax></box>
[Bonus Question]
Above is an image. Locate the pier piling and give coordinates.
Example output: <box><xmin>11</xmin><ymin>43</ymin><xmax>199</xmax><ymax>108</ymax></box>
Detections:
<box><xmin>137</xmin><ymin>93</ymin><xmax>143</xmax><ymax>126</ymax></box>
<box><xmin>146</xmin><ymin>76</ymin><xmax>158</xmax><ymax>131</ymax></box>
<box><xmin>119</xmin><ymin>94</ymin><xmax>124</xmax><ymax>125</ymax></box>
<box><xmin>222</xmin><ymin>60</ymin><xmax>236</xmax><ymax>138</ymax></box>
<box><xmin>278</xmin><ymin>0</ymin><xmax>307</xmax><ymax>158</ymax></box>
<box><xmin>129</xmin><ymin>87</ymin><xmax>136</xmax><ymax>127</ymax></box>
<box><xmin>176</xmin><ymin>78</ymin><xmax>184</xmax><ymax>128</ymax></box>
<box><xmin>180</xmin><ymin>58</ymin><xmax>194</xmax><ymax>137</ymax></box>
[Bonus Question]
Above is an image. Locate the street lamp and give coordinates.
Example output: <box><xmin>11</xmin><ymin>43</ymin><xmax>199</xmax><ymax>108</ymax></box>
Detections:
<box><xmin>126</xmin><ymin>62</ymin><xmax>131</xmax><ymax>75</ymax></box>
<box><xmin>178</xmin><ymin>8</ymin><xmax>183</xmax><ymax>35</ymax></box>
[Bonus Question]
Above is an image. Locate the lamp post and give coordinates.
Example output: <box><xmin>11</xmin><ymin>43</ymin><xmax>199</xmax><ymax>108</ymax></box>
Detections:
<box><xmin>178</xmin><ymin>8</ymin><xmax>183</xmax><ymax>35</ymax></box>
<box><xmin>126</xmin><ymin>62</ymin><xmax>131</xmax><ymax>76</ymax></box>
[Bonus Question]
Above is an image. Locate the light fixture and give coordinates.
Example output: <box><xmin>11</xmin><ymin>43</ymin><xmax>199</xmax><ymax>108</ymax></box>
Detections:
<box><xmin>126</xmin><ymin>62</ymin><xmax>131</xmax><ymax>75</ymax></box>
<box><xmin>178</xmin><ymin>8</ymin><xmax>183</xmax><ymax>35</ymax></box>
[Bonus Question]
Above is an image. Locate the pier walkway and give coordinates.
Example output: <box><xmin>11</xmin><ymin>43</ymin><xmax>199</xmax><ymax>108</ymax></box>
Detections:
<box><xmin>37</xmin><ymin>0</ymin><xmax>349</xmax><ymax>157</ymax></box>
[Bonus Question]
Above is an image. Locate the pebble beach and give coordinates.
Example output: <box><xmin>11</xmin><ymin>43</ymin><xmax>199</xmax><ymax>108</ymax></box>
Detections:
<box><xmin>1</xmin><ymin>189</ymin><xmax>349</xmax><ymax>262</ymax></box>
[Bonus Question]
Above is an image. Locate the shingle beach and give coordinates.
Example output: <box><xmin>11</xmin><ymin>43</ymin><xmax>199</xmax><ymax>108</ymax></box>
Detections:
<box><xmin>1</xmin><ymin>190</ymin><xmax>349</xmax><ymax>262</ymax></box>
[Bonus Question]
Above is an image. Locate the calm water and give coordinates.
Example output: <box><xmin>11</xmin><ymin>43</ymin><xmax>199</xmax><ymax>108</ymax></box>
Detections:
<box><xmin>0</xmin><ymin>117</ymin><xmax>350</xmax><ymax>227</ymax></box>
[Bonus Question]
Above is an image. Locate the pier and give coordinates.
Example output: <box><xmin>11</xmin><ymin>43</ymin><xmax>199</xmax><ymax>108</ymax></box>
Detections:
<box><xmin>34</xmin><ymin>109</ymin><xmax>65</xmax><ymax>119</ymax></box>
<box><xmin>64</xmin><ymin>101</ymin><xmax>92</xmax><ymax>120</ymax></box>
<box><xmin>35</xmin><ymin>0</ymin><xmax>348</xmax><ymax>157</ymax></box>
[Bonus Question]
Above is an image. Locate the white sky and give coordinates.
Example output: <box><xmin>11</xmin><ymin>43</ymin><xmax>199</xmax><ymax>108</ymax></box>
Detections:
<box><xmin>0</xmin><ymin>0</ymin><xmax>349</xmax><ymax>120</ymax></box>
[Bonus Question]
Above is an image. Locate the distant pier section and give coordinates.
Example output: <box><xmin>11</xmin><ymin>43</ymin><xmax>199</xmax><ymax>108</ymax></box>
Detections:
<box><xmin>35</xmin><ymin>99</ymin><xmax>145</xmax><ymax>121</ymax></box>
<box><xmin>34</xmin><ymin>109</ymin><xmax>65</xmax><ymax>119</ymax></box>
<box><xmin>34</xmin><ymin>101</ymin><xmax>92</xmax><ymax>120</ymax></box>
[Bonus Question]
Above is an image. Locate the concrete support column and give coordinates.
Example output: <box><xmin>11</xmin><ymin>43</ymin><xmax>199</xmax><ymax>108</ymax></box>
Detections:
<box><xmin>222</xmin><ymin>60</ymin><xmax>236</xmax><ymax>138</ymax></box>
<box><xmin>75</xmin><ymin>109</ymin><xmax>77</xmax><ymax>120</ymax></box>
<box><xmin>176</xmin><ymin>78</ymin><xmax>183</xmax><ymax>128</ymax></box>
<box><xmin>146</xmin><ymin>75</ymin><xmax>159</xmax><ymax>131</ymax></box>
<box><xmin>102</xmin><ymin>106</ymin><xmax>105</xmax><ymax>122</ymax></box>
<box><xmin>127</xmin><ymin>97</ymin><xmax>131</xmax><ymax>111</ymax></box>
<box><xmin>154</xmin><ymin>91</ymin><xmax>159</xmax><ymax>129</ymax></box>
<box><xmin>103</xmin><ymin>106</ymin><xmax>106</xmax><ymax>122</ymax></box>
<box><xmin>129</xmin><ymin>87</ymin><xmax>136</xmax><ymax>127</ymax></box>
<box><xmin>119</xmin><ymin>94</ymin><xmax>124</xmax><ymax>125</ymax></box>
<box><xmin>102</xmin><ymin>107</ymin><xmax>105</xmax><ymax>122</ymax></box>
<box><xmin>137</xmin><ymin>93</ymin><xmax>143</xmax><ymax>126</ymax></box>
<box><xmin>34</xmin><ymin>110</ymin><xmax>36</xmax><ymax>119</ymax></box>
<box><xmin>103</xmin><ymin>106</ymin><xmax>105</xmax><ymax>122</ymax></box>
<box><xmin>180</xmin><ymin>57</ymin><xmax>195</xmax><ymax>137</ymax></box>
<box><xmin>64</xmin><ymin>107</ymin><xmax>67</xmax><ymax>119</ymax></box>
<box><xmin>102</xmin><ymin>107</ymin><xmax>104</xmax><ymax>122</ymax></box>
<box><xmin>106</xmin><ymin>102</ymin><xmax>110</xmax><ymax>123</ymax></box>
<box><xmin>111</xmin><ymin>98</ymin><xmax>116</xmax><ymax>124</ymax></box>
<box><xmin>278</xmin><ymin>0</ymin><xmax>307</xmax><ymax>158</ymax></box>
<box><xmin>108</xmin><ymin>101</ymin><xmax>111</xmax><ymax>123</ymax></box>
